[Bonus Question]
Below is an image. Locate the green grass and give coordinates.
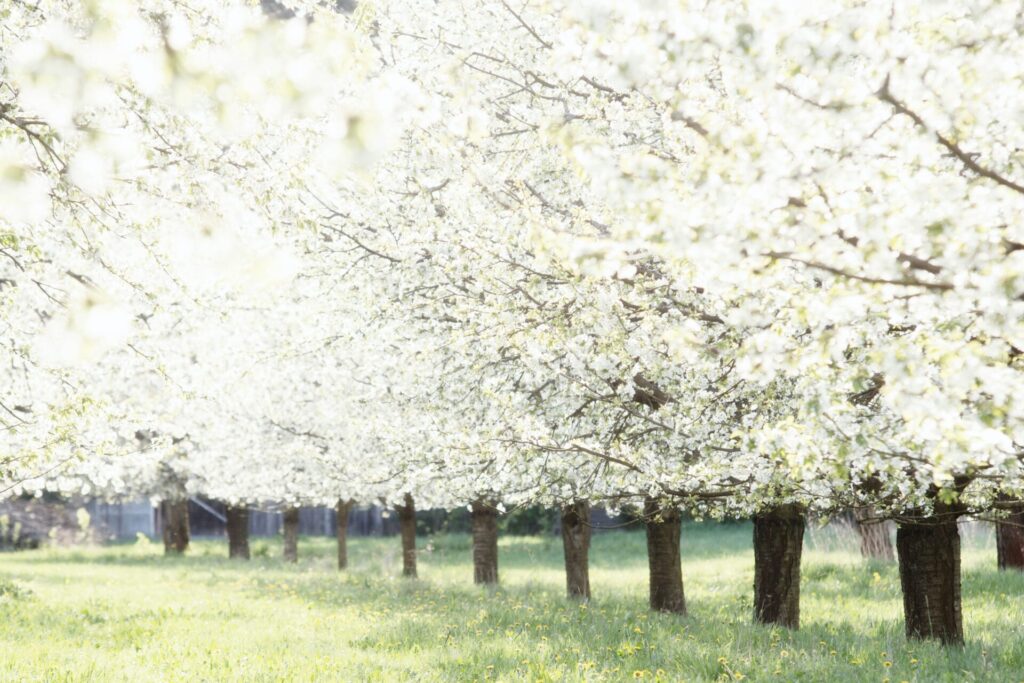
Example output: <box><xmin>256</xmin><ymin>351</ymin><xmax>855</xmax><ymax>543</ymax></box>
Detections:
<box><xmin>0</xmin><ymin>523</ymin><xmax>1022</xmax><ymax>682</ymax></box>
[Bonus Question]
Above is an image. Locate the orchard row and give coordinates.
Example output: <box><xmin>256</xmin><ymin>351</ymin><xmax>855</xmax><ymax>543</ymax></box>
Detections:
<box><xmin>2</xmin><ymin>0</ymin><xmax>1023</xmax><ymax>649</ymax></box>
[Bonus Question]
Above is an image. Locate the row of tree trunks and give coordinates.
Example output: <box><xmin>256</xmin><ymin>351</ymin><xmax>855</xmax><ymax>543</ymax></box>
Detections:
<box><xmin>336</xmin><ymin>499</ymin><xmax>353</xmax><ymax>570</ymax></box>
<box><xmin>644</xmin><ymin>498</ymin><xmax>686</xmax><ymax>614</ymax></box>
<box><xmin>561</xmin><ymin>501</ymin><xmax>592</xmax><ymax>600</ymax></box>
<box><xmin>160</xmin><ymin>499</ymin><xmax>190</xmax><ymax>555</ymax></box>
<box><xmin>209</xmin><ymin>494</ymin><xmax>981</xmax><ymax>648</ymax></box>
<box><xmin>226</xmin><ymin>505</ymin><xmax>250</xmax><ymax>560</ymax></box>
<box><xmin>282</xmin><ymin>507</ymin><xmax>300</xmax><ymax>563</ymax></box>
<box><xmin>753</xmin><ymin>505</ymin><xmax>805</xmax><ymax>629</ymax></box>
<box><xmin>852</xmin><ymin>506</ymin><xmax>895</xmax><ymax>561</ymax></box>
<box><xmin>748</xmin><ymin>504</ymin><xmax>965</xmax><ymax>644</ymax></box>
<box><xmin>639</xmin><ymin>501</ymin><xmax>807</xmax><ymax>632</ymax></box>
<box><xmin>471</xmin><ymin>499</ymin><xmax>499</xmax><ymax>585</ymax></box>
<box><xmin>396</xmin><ymin>494</ymin><xmax>418</xmax><ymax>578</ymax></box>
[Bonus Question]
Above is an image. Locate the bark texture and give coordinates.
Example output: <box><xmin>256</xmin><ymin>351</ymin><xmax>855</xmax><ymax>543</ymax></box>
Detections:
<box><xmin>471</xmin><ymin>499</ymin><xmax>499</xmax><ymax>585</ymax></box>
<box><xmin>753</xmin><ymin>505</ymin><xmax>805</xmax><ymax>629</ymax></box>
<box><xmin>282</xmin><ymin>506</ymin><xmax>299</xmax><ymax>563</ymax></box>
<box><xmin>561</xmin><ymin>501</ymin><xmax>591</xmax><ymax>600</ymax></box>
<box><xmin>160</xmin><ymin>499</ymin><xmax>190</xmax><ymax>555</ymax></box>
<box><xmin>336</xmin><ymin>499</ymin><xmax>353</xmax><ymax>570</ymax></box>
<box><xmin>225</xmin><ymin>505</ymin><xmax>250</xmax><ymax>560</ymax></box>
<box><xmin>396</xmin><ymin>494</ymin><xmax>417</xmax><ymax>578</ymax></box>
<box><xmin>644</xmin><ymin>497</ymin><xmax>686</xmax><ymax>614</ymax></box>
<box><xmin>896</xmin><ymin>516</ymin><xmax>964</xmax><ymax>645</ymax></box>
<box><xmin>995</xmin><ymin>502</ymin><xmax>1024</xmax><ymax>571</ymax></box>
<box><xmin>853</xmin><ymin>506</ymin><xmax>895</xmax><ymax>561</ymax></box>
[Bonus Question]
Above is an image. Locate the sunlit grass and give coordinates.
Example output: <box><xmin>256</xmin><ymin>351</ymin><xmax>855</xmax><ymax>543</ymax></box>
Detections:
<box><xmin>0</xmin><ymin>523</ymin><xmax>1022</xmax><ymax>681</ymax></box>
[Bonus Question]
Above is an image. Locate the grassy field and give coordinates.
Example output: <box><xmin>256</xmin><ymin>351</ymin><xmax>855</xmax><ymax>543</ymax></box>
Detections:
<box><xmin>0</xmin><ymin>523</ymin><xmax>1022</xmax><ymax>682</ymax></box>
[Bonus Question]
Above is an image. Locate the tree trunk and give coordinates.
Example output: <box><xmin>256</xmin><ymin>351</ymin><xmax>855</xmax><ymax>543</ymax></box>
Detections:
<box><xmin>561</xmin><ymin>501</ymin><xmax>591</xmax><ymax>601</ymax></box>
<box><xmin>282</xmin><ymin>506</ymin><xmax>299</xmax><ymax>563</ymax></box>
<box><xmin>853</xmin><ymin>506</ymin><xmax>895</xmax><ymax>561</ymax></box>
<box><xmin>471</xmin><ymin>499</ymin><xmax>499</xmax><ymax>585</ymax></box>
<box><xmin>395</xmin><ymin>494</ymin><xmax>417</xmax><ymax>578</ymax></box>
<box><xmin>160</xmin><ymin>499</ymin><xmax>190</xmax><ymax>555</ymax></box>
<box><xmin>753</xmin><ymin>505</ymin><xmax>805</xmax><ymax>629</ymax></box>
<box><xmin>225</xmin><ymin>505</ymin><xmax>250</xmax><ymax>560</ymax></box>
<box><xmin>336</xmin><ymin>499</ymin><xmax>353</xmax><ymax>570</ymax></box>
<box><xmin>896</xmin><ymin>516</ymin><xmax>964</xmax><ymax>645</ymax></box>
<box><xmin>644</xmin><ymin>497</ymin><xmax>686</xmax><ymax>614</ymax></box>
<box><xmin>996</xmin><ymin>502</ymin><xmax>1024</xmax><ymax>571</ymax></box>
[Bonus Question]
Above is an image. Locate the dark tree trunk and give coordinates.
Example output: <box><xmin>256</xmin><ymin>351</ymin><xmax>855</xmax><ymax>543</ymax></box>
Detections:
<box><xmin>996</xmin><ymin>502</ymin><xmax>1024</xmax><ymax>571</ymax></box>
<box><xmin>753</xmin><ymin>505</ymin><xmax>805</xmax><ymax>629</ymax></box>
<box><xmin>644</xmin><ymin>497</ymin><xmax>686</xmax><ymax>614</ymax></box>
<box><xmin>160</xmin><ymin>499</ymin><xmax>190</xmax><ymax>555</ymax></box>
<box><xmin>896</xmin><ymin>515</ymin><xmax>964</xmax><ymax>645</ymax></box>
<box><xmin>225</xmin><ymin>505</ymin><xmax>250</xmax><ymax>560</ymax></box>
<box><xmin>395</xmin><ymin>494</ymin><xmax>417</xmax><ymax>578</ymax></box>
<box><xmin>471</xmin><ymin>499</ymin><xmax>499</xmax><ymax>585</ymax></box>
<box><xmin>561</xmin><ymin>501</ymin><xmax>591</xmax><ymax>601</ymax></box>
<box><xmin>282</xmin><ymin>506</ymin><xmax>299</xmax><ymax>563</ymax></box>
<box><xmin>336</xmin><ymin>499</ymin><xmax>353</xmax><ymax>570</ymax></box>
<box><xmin>853</xmin><ymin>506</ymin><xmax>894</xmax><ymax>561</ymax></box>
